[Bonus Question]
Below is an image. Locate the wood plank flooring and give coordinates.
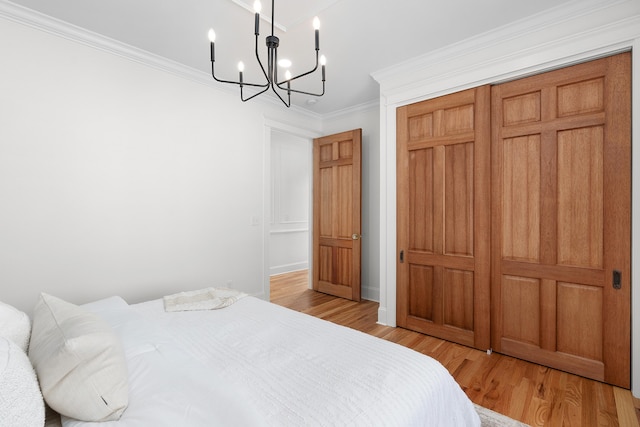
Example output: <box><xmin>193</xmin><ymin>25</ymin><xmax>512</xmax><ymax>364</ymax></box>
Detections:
<box><xmin>270</xmin><ymin>270</ymin><xmax>639</xmax><ymax>427</ymax></box>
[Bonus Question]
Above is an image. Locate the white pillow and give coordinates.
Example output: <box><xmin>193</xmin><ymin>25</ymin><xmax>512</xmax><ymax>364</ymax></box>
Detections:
<box><xmin>28</xmin><ymin>294</ymin><xmax>128</xmax><ymax>422</ymax></box>
<box><xmin>0</xmin><ymin>336</ymin><xmax>45</xmax><ymax>427</ymax></box>
<box><xmin>0</xmin><ymin>300</ymin><xmax>31</xmax><ymax>352</ymax></box>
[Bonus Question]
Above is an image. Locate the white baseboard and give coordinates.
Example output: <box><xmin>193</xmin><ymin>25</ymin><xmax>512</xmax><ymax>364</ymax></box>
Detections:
<box><xmin>269</xmin><ymin>262</ymin><xmax>309</xmax><ymax>276</ymax></box>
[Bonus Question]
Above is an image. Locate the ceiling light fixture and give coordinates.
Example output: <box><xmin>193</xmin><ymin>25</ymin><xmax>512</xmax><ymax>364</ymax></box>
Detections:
<box><xmin>208</xmin><ymin>0</ymin><xmax>326</xmax><ymax>107</ymax></box>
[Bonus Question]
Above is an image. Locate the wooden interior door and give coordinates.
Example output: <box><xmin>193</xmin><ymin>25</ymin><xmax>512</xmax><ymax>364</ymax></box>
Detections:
<box><xmin>491</xmin><ymin>53</ymin><xmax>631</xmax><ymax>387</ymax></box>
<box><xmin>313</xmin><ymin>129</ymin><xmax>362</xmax><ymax>301</ymax></box>
<box><xmin>397</xmin><ymin>86</ymin><xmax>491</xmax><ymax>350</ymax></box>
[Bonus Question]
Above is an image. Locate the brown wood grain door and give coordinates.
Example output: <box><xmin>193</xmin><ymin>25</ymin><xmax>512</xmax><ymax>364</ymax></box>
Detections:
<box><xmin>397</xmin><ymin>86</ymin><xmax>491</xmax><ymax>350</ymax></box>
<box><xmin>313</xmin><ymin>129</ymin><xmax>362</xmax><ymax>301</ymax></box>
<box><xmin>491</xmin><ymin>53</ymin><xmax>631</xmax><ymax>387</ymax></box>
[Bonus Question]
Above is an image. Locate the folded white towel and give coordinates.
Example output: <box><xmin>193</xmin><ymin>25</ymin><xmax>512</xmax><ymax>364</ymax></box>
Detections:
<box><xmin>163</xmin><ymin>288</ymin><xmax>247</xmax><ymax>312</ymax></box>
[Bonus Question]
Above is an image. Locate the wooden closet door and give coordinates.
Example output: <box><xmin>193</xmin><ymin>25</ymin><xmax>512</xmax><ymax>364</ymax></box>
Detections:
<box><xmin>491</xmin><ymin>53</ymin><xmax>631</xmax><ymax>387</ymax></box>
<box><xmin>397</xmin><ymin>86</ymin><xmax>491</xmax><ymax>350</ymax></box>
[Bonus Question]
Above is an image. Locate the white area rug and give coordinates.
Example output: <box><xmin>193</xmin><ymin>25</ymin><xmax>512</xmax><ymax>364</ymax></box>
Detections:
<box><xmin>476</xmin><ymin>404</ymin><xmax>531</xmax><ymax>427</ymax></box>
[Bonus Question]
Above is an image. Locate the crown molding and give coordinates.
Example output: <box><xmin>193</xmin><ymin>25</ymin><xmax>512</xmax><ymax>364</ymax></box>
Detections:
<box><xmin>371</xmin><ymin>0</ymin><xmax>640</xmax><ymax>107</ymax></box>
<box><xmin>0</xmin><ymin>1</ymin><xmax>210</xmax><ymax>85</ymax></box>
<box><xmin>320</xmin><ymin>98</ymin><xmax>379</xmax><ymax>121</ymax></box>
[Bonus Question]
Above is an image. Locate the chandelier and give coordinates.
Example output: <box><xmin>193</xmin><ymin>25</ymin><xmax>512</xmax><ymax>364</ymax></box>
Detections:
<box><xmin>208</xmin><ymin>0</ymin><xmax>326</xmax><ymax>107</ymax></box>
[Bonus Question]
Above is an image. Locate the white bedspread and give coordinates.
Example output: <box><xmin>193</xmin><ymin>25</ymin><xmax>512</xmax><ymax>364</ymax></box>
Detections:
<box><xmin>64</xmin><ymin>296</ymin><xmax>480</xmax><ymax>427</ymax></box>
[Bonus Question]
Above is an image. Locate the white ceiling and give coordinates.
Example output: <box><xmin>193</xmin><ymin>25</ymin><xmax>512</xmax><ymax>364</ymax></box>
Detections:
<box><xmin>7</xmin><ymin>0</ymin><xmax>576</xmax><ymax>115</ymax></box>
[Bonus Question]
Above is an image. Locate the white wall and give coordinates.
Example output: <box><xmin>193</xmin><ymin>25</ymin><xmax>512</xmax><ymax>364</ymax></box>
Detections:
<box><xmin>0</xmin><ymin>16</ymin><xmax>321</xmax><ymax>314</ymax></box>
<box><xmin>322</xmin><ymin>106</ymin><xmax>380</xmax><ymax>302</ymax></box>
<box><xmin>269</xmin><ymin>130</ymin><xmax>310</xmax><ymax>275</ymax></box>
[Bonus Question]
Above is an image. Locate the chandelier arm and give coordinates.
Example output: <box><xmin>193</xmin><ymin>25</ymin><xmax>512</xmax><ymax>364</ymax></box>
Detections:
<box><xmin>236</xmin><ymin>31</ymin><xmax>272</xmax><ymax>99</ymax></box>
<box><xmin>236</xmin><ymin>33</ymin><xmax>272</xmax><ymax>101</ymax></box>
<box><xmin>273</xmin><ymin>46</ymin><xmax>279</xmax><ymax>85</ymax></box>
<box><xmin>266</xmin><ymin>42</ymin><xmax>290</xmax><ymax>107</ymax></box>
<box><xmin>275</xmin><ymin>51</ymin><xmax>319</xmax><ymax>86</ymax></box>
<box><xmin>273</xmin><ymin>52</ymin><xmax>324</xmax><ymax>97</ymax></box>
<box><xmin>269</xmin><ymin>68</ymin><xmax>323</xmax><ymax>101</ymax></box>
<box><xmin>284</xmin><ymin>65</ymin><xmax>318</xmax><ymax>83</ymax></box>
<box><xmin>274</xmin><ymin>65</ymin><xmax>319</xmax><ymax>88</ymax></box>
<box><xmin>281</xmin><ymin>82</ymin><xmax>325</xmax><ymax>98</ymax></box>
<box><xmin>211</xmin><ymin>63</ymin><xmax>269</xmax><ymax>88</ymax></box>
<box><xmin>240</xmin><ymin>85</ymin><xmax>271</xmax><ymax>102</ymax></box>
<box><xmin>269</xmin><ymin>81</ymin><xmax>291</xmax><ymax>107</ymax></box>
<box><xmin>253</xmin><ymin>34</ymin><xmax>271</xmax><ymax>85</ymax></box>
<box><xmin>275</xmin><ymin>69</ymin><xmax>324</xmax><ymax>95</ymax></box>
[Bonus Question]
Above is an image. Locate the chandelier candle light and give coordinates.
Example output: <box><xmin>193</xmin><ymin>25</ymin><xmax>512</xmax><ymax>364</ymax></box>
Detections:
<box><xmin>208</xmin><ymin>0</ymin><xmax>326</xmax><ymax>107</ymax></box>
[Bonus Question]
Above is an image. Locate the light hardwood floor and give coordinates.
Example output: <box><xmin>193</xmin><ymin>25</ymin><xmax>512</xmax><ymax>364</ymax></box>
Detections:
<box><xmin>270</xmin><ymin>270</ymin><xmax>639</xmax><ymax>427</ymax></box>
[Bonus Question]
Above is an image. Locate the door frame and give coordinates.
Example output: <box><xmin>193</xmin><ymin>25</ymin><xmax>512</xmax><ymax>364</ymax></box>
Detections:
<box><xmin>262</xmin><ymin>119</ymin><xmax>320</xmax><ymax>300</ymax></box>
<box><xmin>372</xmin><ymin>1</ymin><xmax>640</xmax><ymax>393</ymax></box>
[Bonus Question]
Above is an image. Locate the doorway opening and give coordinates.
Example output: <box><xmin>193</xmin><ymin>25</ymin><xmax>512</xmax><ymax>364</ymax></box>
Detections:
<box><xmin>262</xmin><ymin>120</ymin><xmax>318</xmax><ymax>300</ymax></box>
<box><xmin>269</xmin><ymin>130</ymin><xmax>311</xmax><ymax>275</ymax></box>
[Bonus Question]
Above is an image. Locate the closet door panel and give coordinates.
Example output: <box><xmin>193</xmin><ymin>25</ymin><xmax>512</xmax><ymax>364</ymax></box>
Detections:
<box><xmin>501</xmin><ymin>275</ymin><xmax>540</xmax><ymax>346</ymax></box>
<box><xmin>444</xmin><ymin>143</ymin><xmax>474</xmax><ymax>257</ymax></box>
<box><xmin>501</xmin><ymin>135</ymin><xmax>541</xmax><ymax>263</ymax></box>
<box><xmin>556</xmin><ymin>127</ymin><xmax>604</xmax><ymax>269</ymax></box>
<box><xmin>556</xmin><ymin>282</ymin><xmax>603</xmax><ymax>360</ymax></box>
<box><xmin>491</xmin><ymin>53</ymin><xmax>630</xmax><ymax>387</ymax></box>
<box><xmin>398</xmin><ymin>86</ymin><xmax>491</xmax><ymax>350</ymax></box>
<box><xmin>443</xmin><ymin>268</ymin><xmax>474</xmax><ymax>330</ymax></box>
<box><xmin>409</xmin><ymin>148</ymin><xmax>435</xmax><ymax>253</ymax></box>
<box><xmin>408</xmin><ymin>264</ymin><xmax>434</xmax><ymax>321</ymax></box>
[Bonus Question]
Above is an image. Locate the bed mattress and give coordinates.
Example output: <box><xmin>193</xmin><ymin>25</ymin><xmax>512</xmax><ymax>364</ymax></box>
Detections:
<box><xmin>64</xmin><ymin>295</ymin><xmax>480</xmax><ymax>426</ymax></box>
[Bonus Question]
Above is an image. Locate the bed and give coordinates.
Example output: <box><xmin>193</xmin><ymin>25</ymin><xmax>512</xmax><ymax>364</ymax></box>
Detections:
<box><xmin>1</xmin><ymin>291</ymin><xmax>481</xmax><ymax>426</ymax></box>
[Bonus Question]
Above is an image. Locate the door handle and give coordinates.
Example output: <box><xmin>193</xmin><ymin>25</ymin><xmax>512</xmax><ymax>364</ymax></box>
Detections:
<box><xmin>613</xmin><ymin>270</ymin><xmax>622</xmax><ymax>289</ymax></box>
<box><xmin>351</xmin><ymin>233</ymin><xmax>361</xmax><ymax>240</ymax></box>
